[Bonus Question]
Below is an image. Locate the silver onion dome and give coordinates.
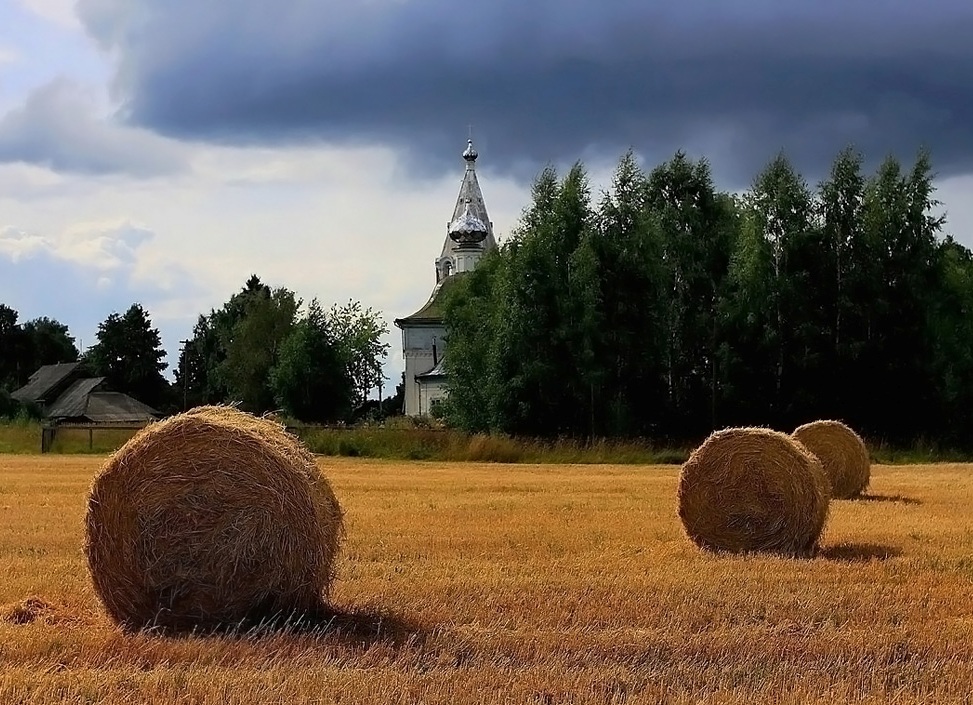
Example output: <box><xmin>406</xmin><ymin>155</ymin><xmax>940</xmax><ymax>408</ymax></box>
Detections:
<box><xmin>462</xmin><ymin>139</ymin><xmax>478</xmax><ymax>164</ymax></box>
<box><xmin>448</xmin><ymin>198</ymin><xmax>488</xmax><ymax>245</ymax></box>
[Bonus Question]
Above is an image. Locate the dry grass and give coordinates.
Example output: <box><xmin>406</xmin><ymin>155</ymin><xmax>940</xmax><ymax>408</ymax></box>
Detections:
<box><xmin>1</xmin><ymin>455</ymin><xmax>972</xmax><ymax>703</ymax></box>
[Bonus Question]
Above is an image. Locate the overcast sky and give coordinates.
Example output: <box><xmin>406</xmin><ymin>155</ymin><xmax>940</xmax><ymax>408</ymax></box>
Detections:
<box><xmin>2</xmin><ymin>0</ymin><xmax>973</xmax><ymax>393</ymax></box>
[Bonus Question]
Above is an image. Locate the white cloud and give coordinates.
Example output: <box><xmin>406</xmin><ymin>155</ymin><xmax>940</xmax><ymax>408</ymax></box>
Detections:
<box><xmin>1</xmin><ymin>219</ymin><xmax>154</xmax><ymax>271</ymax></box>
<box><xmin>0</xmin><ymin>227</ymin><xmax>49</xmax><ymax>261</ymax></box>
<box><xmin>17</xmin><ymin>0</ymin><xmax>81</xmax><ymax>30</ymax></box>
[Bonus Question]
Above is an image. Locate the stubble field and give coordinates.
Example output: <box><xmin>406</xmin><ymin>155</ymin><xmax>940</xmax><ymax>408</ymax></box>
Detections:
<box><xmin>1</xmin><ymin>455</ymin><xmax>972</xmax><ymax>704</ymax></box>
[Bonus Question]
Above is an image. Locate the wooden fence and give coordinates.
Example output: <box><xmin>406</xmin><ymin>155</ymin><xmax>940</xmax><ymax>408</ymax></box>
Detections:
<box><xmin>39</xmin><ymin>420</ymin><xmax>445</xmax><ymax>453</ymax></box>
<box><xmin>40</xmin><ymin>423</ymin><xmax>152</xmax><ymax>453</ymax></box>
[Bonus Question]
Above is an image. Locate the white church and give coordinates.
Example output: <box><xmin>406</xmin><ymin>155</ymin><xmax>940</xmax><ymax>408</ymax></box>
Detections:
<box><xmin>394</xmin><ymin>139</ymin><xmax>498</xmax><ymax>416</ymax></box>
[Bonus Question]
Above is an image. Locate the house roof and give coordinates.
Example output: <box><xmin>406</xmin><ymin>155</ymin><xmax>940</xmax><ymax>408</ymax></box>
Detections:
<box><xmin>45</xmin><ymin>378</ymin><xmax>105</xmax><ymax>418</ymax></box>
<box><xmin>394</xmin><ymin>273</ymin><xmax>463</xmax><ymax>326</ymax></box>
<box><xmin>10</xmin><ymin>362</ymin><xmax>80</xmax><ymax>403</ymax></box>
<box><xmin>84</xmin><ymin>392</ymin><xmax>160</xmax><ymax>424</ymax></box>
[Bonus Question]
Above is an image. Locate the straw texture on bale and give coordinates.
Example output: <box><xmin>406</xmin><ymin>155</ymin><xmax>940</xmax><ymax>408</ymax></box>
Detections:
<box><xmin>678</xmin><ymin>427</ymin><xmax>830</xmax><ymax>556</ymax></box>
<box><xmin>85</xmin><ymin>405</ymin><xmax>343</xmax><ymax>631</ymax></box>
<box><xmin>792</xmin><ymin>419</ymin><xmax>870</xmax><ymax>499</ymax></box>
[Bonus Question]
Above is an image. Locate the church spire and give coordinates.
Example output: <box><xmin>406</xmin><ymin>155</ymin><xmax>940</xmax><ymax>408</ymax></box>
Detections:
<box><xmin>435</xmin><ymin>137</ymin><xmax>497</xmax><ymax>281</ymax></box>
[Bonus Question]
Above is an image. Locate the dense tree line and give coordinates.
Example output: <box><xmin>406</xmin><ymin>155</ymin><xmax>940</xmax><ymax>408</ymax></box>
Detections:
<box><xmin>443</xmin><ymin>148</ymin><xmax>973</xmax><ymax>447</ymax></box>
<box><xmin>1</xmin><ymin>275</ymin><xmax>394</xmax><ymax>423</ymax></box>
<box><xmin>175</xmin><ymin>275</ymin><xmax>393</xmax><ymax>422</ymax></box>
<box><xmin>0</xmin><ymin>306</ymin><xmax>79</xmax><ymax>416</ymax></box>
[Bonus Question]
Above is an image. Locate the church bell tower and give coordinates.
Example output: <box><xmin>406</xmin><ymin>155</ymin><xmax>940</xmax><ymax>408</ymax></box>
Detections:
<box><xmin>394</xmin><ymin>139</ymin><xmax>497</xmax><ymax>416</ymax></box>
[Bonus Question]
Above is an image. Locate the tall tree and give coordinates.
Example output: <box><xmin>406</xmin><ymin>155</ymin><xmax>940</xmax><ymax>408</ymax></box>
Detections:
<box><xmin>724</xmin><ymin>154</ymin><xmax>816</xmax><ymax>425</ymax></box>
<box><xmin>86</xmin><ymin>304</ymin><xmax>169</xmax><ymax>408</ymax></box>
<box><xmin>927</xmin><ymin>237</ymin><xmax>973</xmax><ymax>442</ymax></box>
<box><xmin>22</xmin><ymin>317</ymin><xmax>79</xmax><ymax>369</ymax></box>
<box><xmin>174</xmin><ymin>315</ymin><xmax>222</xmax><ymax>409</ymax></box>
<box><xmin>442</xmin><ymin>251</ymin><xmax>504</xmax><ymax>432</ymax></box>
<box><xmin>270</xmin><ymin>300</ymin><xmax>354</xmax><ymax>422</ymax></box>
<box><xmin>327</xmin><ymin>300</ymin><xmax>391</xmax><ymax>409</ymax></box>
<box><xmin>858</xmin><ymin>151</ymin><xmax>943</xmax><ymax>441</ymax></box>
<box><xmin>646</xmin><ymin>152</ymin><xmax>736</xmax><ymax>432</ymax></box>
<box><xmin>813</xmin><ymin>147</ymin><xmax>868</xmax><ymax>419</ymax></box>
<box><xmin>219</xmin><ymin>286</ymin><xmax>299</xmax><ymax>412</ymax></box>
<box><xmin>588</xmin><ymin>151</ymin><xmax>667</xmax><ymax>435</ymax></box>
<box><xmin>489</xmin><ymin>163</ymin><xmax>598</xmax><ymax>435</ymax></box>
<box><xmin>0</xmin><ymin>304</ymin><xmax>25</xmax><ymax>391</ymax></box>
<box><xmin>175</xmin><ymin>275</ymin><xmax>272</xmax><ymax>407</ymax></box>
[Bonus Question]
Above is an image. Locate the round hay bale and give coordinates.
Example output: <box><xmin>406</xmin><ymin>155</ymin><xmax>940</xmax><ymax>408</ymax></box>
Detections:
<box><xmin>792</xmin><ymin>419</ymin><xmax>870</xmax><ymax>499</ymax></box>
<box><xmin>677</xmin><ymin>427</ymin><xmax>830</xmax><ymax>556</ymax></box>
<box><xmin>84</xmin><ymin>405</ymin><xmax>343</xmax><ymax>631</ymax></box>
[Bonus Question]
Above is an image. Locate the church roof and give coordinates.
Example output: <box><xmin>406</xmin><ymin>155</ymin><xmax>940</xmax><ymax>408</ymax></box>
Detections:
<box><xmin>448</xmin><ymin>198</ymin><xmax>488</xmax><ymax>245</ymax></box>
<box><xmin>417</xmin><ymin>359</ymin><xmax>447</xmax><ymax>380</ymax></box>
<box><xmin>439</xmin><ymin>139</ymin><xmax>497</xmax><ymax>260</ymax></box>
<box><xmin>394</xmin><ymin>274</ymin><xmax>463</xmax><ymax>327</ymax></box>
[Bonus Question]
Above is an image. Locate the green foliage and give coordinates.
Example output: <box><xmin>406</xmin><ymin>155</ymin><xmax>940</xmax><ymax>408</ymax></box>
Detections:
<box><xmin>219</xmin><ymin>285</ymin><xmax>299</xmax><ymax>412</ymax></box>
<box><xmin>269</xmin><ymin>300</ymin><xmax>354</xmax><ymax>423</ymax></box>
<box><xmin>326</xmin><ymin>300</ymin><xmax>391</xmax><ymax>407</ymax></box>
<box><xmin>443</xmin><ymin>146</ymin><xmax>969</xmax><ymax>447</ymax></box>
<box><xmin>297</xmin><ymin>426</ymin><xmax>692</xmax><ymax>464</ymax></box>
<box><xmin>646</xmin><ymin>151</ymin><xmax>735</xmax><ymax>433</ymax></box>
<box><xmin>441</xmin><ymin>251</ymin><xmax>503</xmax><ymax>432</ymax></box>
<box><xmin>84</xmin><ymin>304</ymin><xmax>170</xmax><ymax>409</ymax></box>
<box><xmin>22</xmin><ymin>318</ymin><xmax>79</xmax><ymax>369</ymax></box>
<box><xmin>0</xmin><ymin>304</ymin><xmax>23</xmax><ymax>391</ymax></box>
<box><xmin>588</xmin><ymin>150</ymin><xmax>666</xmax><ymax>435</ymax></box>
<box><xmin>0</xmin><ymin>388</ymin><xmax>19</xmax><ymax>418</ymax></box>
<box><xmin>489</xmin><ymin>162</ymin><xmax>600</xmax><ymax>435</ymax></box>
<box><xmin>175</xmin><ymin>275</ymin><xmax>390</xmax><ymax>420</ymax></box>
<box><xmin>175</xmin><ymin>275</ymin><xmax>271</xmax><ymax>409</ymax></box>
<box><xmin>0</xmin><ymin>306</ymin><xmax>67</xmax><ymax>392</ymax></box>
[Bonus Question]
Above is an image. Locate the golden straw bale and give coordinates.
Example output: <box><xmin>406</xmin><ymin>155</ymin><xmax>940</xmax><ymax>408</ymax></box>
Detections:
<box><xmin>678</xmin><ymin>427</ymin><xmax>829</xmax><ymax>556</ymax></box>
<box><xmin>84</xmin><ymin>406</ymin><xmax>343</xmax><ymax>631</ymax></box>
<box><xmin>792</xmin><ymin>419</ymin><xmax>870</xmax><ymax>499</ymax></box>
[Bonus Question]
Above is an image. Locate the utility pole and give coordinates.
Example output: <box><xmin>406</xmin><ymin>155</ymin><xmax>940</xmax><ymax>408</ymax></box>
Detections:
<box><xmin>179</xmin><ymin>339</ymin><xmax>191</xmax><ymax>410</ymax></box>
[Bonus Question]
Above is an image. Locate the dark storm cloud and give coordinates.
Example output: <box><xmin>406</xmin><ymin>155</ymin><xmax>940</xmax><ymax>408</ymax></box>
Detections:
<box><xmin>77</xmin><ymin>0</ymin><xmax>973</xmax><ymax>186</ymax></box>
<box><xmin>0</xmin><ymin>80</ymin><xmax>186</xmax><ymax>177</ymax></box>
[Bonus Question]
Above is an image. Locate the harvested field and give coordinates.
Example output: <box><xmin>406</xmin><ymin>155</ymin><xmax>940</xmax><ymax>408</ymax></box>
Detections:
<box><xmin>1</xmin><ymin>455</ymin><xmax>972</xmax><ymax>704</ymax></box>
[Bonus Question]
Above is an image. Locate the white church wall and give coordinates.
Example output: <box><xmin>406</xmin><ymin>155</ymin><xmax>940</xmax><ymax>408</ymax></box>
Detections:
<box><xmin>400</xmin><ymin>323</ymin><xmax>446</xmax><ymax>416</ymax></box>
<box><xmin>417</xmin><ymin>378</ymin><xmax>448</xmax><ymax>418</ymax></box>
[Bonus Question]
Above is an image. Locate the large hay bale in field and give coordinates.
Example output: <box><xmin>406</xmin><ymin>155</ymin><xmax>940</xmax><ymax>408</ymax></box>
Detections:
<box><xmin>792</xmin><ymin>419</ymin><xmax>870</xmax><ymax>499</ymax></box>
<box><xmin>84</xmin><ymin>405</ymin><xmax>343</xmax><ymax>631</ymax></box>
<box><xmin>677</xmin><ymin>427</ymin><xmax>829</xmax><ymax>556</ymax></box>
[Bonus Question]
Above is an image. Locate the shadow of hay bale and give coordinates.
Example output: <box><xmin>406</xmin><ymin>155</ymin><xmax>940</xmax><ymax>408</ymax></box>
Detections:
<box><xmin>852</xmin><ymin>494</ymin><xmax>922</xmax><ymax>506</ymax></box>
<box><xmin>298</xmin><ymin>606</ymin><xmax>427</xmax><ymax>646</ymax></box>
<box><xmin>141</xmin><ymin>604</ymin><xmax>426</xmax><ymax>647</ymax></box>
<box><xmin>818</xmin><ymin>542</ymin><xmax>903</xmax><ymax>562</ymax></box>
